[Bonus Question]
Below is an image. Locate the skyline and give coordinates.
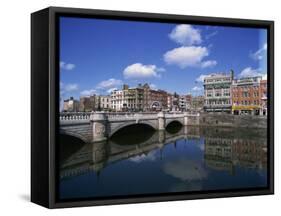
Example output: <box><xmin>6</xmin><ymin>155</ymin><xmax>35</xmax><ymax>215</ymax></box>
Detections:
<box><xmin>60</xmin><ymin>17</ymin><xmax>268</xmax><ymax>100</ymax></box>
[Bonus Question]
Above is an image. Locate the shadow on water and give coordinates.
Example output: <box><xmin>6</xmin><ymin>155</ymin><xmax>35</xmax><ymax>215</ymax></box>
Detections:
<box><xmin>166</xmin><ymin>121</ymin><xmax>183</xmax><ymax>134</ymax></box>
<box><xmin>110</xmin><ymin>124</ymin><xmax>155</xmax><ymax>145</ymax></box>
<box><xmin>60</xmin><ymin>134</ymin><xmax>86</xmax><ymax>163</ymax></box>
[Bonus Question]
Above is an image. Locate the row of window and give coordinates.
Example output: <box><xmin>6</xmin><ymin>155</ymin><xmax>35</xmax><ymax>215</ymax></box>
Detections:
<box><xmin>205</xmin><ymin>100</ymin><xmax>231</xmax><ymax>105</ymax></box>
<box><xmin>233</xmin><ymin>100</ymin><xmax>259</xmax><ymax>105</ymax></box>
<box><xmin>232</xmin><ymin>92</ymin><xmax>259</xmax><ymax>98</ymax></box>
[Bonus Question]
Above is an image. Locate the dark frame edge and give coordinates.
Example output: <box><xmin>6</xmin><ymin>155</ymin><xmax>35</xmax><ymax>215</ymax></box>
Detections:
<box><xmin>31</xmin><ymin>8</ymin><xmax>51</xmax><ymax>208</ymax></box>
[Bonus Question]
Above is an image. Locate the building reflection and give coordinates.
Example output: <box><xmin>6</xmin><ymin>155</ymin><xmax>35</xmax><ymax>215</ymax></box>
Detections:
<box><xmin>204</xmin><ymin>134</ymin><xmax>267</xmax><ymax>175</ymax></box>
<box><xmin>60</xmin><ymin>125</ymin><xmax>267</xmax><ymax>179</ymax></box>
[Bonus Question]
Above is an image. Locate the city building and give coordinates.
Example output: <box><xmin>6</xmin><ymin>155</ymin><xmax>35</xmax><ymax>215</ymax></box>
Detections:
<box><xmin>232</xmin><ymin>76</ymin><xmax>262</xmax><ymax>115</ymax></box>
<box><xmin>260</xmin><ymin>80</ymin><xmax>267</xmax><ymax>115</ymax></box>
<box><xmin>111</xmin><ymin>83</ymin><xmax>168</xmax><ymax>112</ymax></box>
<box><xmin>178</xmin><ymin>94</ymin><xmax>192</xmax><ymax>111</ymax></box>
<box><xmin>79</xmin><ymin>95</ymin><xmax>96</xmax><ymax>112</ymax></box>
<box><xmin>149</xmin><ymin>89</ymin><xmax>168</xmax><ymax>111</ymax></box>
<box><xmin>111</xmin><ymin>89</ymin><xmax>124</xmax><ymax>111</ymax></box>
<box><xmin>100</xmin><ymin>95</ymin><xmax>112</xmax><ymax>111</ymax></box>
<box><xmin>191</xmin><ymin>95</ymin><xmax>204</xmax><ymax>112</ymax></box>
<box><xmin>63</xmin><ymin>97</ymin><xmax>79</xmax><ymax>112</ymax></box>
<box><xmin>203</xmin><ymin>71</ymin><xmax>234</xmax><ymax>113</ymax></box>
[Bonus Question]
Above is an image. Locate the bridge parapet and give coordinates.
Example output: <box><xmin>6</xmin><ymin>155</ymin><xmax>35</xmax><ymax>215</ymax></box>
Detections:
<box><xmin>60</xmin><ymin>111</ymin><xmax>200</xmax><ymax>143</ymax></box>
<box><xmin>60</xmin><ymin>112</ymin><xmax>91</xmax><ymax>121</ymax></box>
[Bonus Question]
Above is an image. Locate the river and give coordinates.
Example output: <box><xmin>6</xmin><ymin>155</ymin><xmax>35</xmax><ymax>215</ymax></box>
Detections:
<box><xmin>59</xmin><ymin>123</ymin><xmax>267</xmax><ymax>200</ymax></box>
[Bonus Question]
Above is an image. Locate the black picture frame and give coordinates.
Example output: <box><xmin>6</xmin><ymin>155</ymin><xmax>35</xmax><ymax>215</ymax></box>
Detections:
<box><xmin>31</xmin><ymin>6</ymin><xmax>274</xmax><ymax>208</ymax></box>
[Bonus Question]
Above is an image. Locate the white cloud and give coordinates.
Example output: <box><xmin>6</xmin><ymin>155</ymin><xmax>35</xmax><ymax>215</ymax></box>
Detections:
<box><xmin>62</xmin><ymin>83</ymin><xmax>78</xmax><ymax>92</ymax></box>
<box><xmin>205</xmin><ymin>31</ymin><xmax>218</xmax><ymax>40</ymax></box>
<box><xmin>80</xmin><ymin>89</ymin><xmax>97</xmax><ymax>96</ymax></box>
<box><xmin>192</xmin><ymin>86</ymin><xmax>203</xmax><ymax>91</ymax></box>
<box><xmin>96</xmin><ymin>78</ymin><xmax>123</xmax><ymax>90</ymax></box>
<box><xmin>150</xmin><ymin>83</ymin><xmax>158</xmax><ymax>90</ymax></box>
<box><xmin>250</xmin><ymin>43</ymin><xmax>267</xmax><ymax>60</ymax></box>
<box><xmin>169</xmin><ymin>24</ymin><xmax>202</xmax><ymax>45</ymax></box>
<box><xmin>60</xmin><ymin>61</ymin><xmax>76</xmax><ymax>70</ymax></box>
<box><xmin>201</xmin><ymin>60</ymin><xmax>217</xmax><ymax>68</ymax></box>
<box><xmin>123</xmin><ymin>63</ymin><xmax>164</xmax><ymax>79</ymax></box>
<box><xmin>196</xmin><ymin>74</ymin><xmax>209</xmax><ymax>82</ymax></box>
<box><xmin>107</xmin><ymin>87</ymin><xmax>117</xmax><ymax>94</ymax></box>
<box><xmin>238</xmin><ymin>67</ymin><xmax>266</xmax><ymax>78</ymax></box>
<box><xmin>164</xmin><ymin>46</ymin><xmax>216</xmax><ymax>69</ymax></box>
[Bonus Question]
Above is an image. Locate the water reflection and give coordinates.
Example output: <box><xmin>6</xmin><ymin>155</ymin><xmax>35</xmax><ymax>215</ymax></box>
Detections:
<box><xmin>59</xmin><ymin>125</ymin><xmax>267</xmax><ymax>199</ymax></box>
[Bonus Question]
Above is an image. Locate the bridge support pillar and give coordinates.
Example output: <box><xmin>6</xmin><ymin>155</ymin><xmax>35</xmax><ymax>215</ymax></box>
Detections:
<box><xmin>184</xmin><ymin>112</ymin><xmax>189</xmax><ymax>126</ymax></box>
<box><xmin>90</xmin><ymin>112</ymin><xmax>108</xmax><ymax>142</ymax></box>
<box><xmin>91</xmin><ymin>141</ymin><xmax>108</xmax><ymax>173</ymax></box>
<box><xmin>157</xmin><ymin>111</ymin><xmax>165</xmax><ymax>130</ymax></box>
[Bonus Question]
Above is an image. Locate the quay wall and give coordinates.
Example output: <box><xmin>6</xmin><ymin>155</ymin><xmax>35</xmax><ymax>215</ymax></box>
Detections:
<box><xmin>199</xmin><ymin>113</ymin><xmax>267</xmax><ymax>129</ymax></box>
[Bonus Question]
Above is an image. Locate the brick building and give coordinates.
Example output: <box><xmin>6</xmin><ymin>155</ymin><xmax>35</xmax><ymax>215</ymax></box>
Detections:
<box><xmin>231</xmin><ymin>76</ymin><xmax>262</xmax><ymax>115</ymax></box>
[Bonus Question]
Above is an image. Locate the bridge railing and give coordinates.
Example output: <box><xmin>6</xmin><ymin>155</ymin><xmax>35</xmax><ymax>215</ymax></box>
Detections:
<box><xmin>59</xmin><ymin>111</ymin><xmax>200</xmax><ymax>121</ymax></box>
<box><xmin>60</xmin><ymin>112</ymin><xmax>91</xmax><ymax>121</ymax></box>
<box><xmin>106</xmin><ymin>112</ymin><xmax>157</xmax><ymax>120</ymax></box>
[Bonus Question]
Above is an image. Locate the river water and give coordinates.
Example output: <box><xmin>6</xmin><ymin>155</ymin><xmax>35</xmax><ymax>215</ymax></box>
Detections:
<box><xmin>59</xmin><ymin>123</ymin><xmax>267</xmax><ymax>200</ymax></box>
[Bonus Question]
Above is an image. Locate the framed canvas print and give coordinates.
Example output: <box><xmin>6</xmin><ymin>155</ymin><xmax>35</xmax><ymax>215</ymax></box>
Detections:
<box><xmin>31</xmin><ymin>7</ymin><xmax>274</xmax><ymax>208</ymax></box>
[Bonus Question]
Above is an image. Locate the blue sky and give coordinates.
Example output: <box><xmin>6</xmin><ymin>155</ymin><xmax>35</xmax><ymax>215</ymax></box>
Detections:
<box><xmin>60</xmin><ymin>17</ymin><xmax>267</xmax><ymax>100</ymax></box>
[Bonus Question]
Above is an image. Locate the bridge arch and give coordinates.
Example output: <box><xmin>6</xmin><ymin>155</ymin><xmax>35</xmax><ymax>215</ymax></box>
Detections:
<box><xmin>60</xmin><ymin>129</ymin><xmax>89</xmax><ymax>144</ymax></box>
<box><xmin>109</xmin><ymin>122</ymin><xmax>157</xmax><ymax>138</ymax></box>
<box><xmin>165</xmin><ymin>119</ymin><xmax>184</xmax><ymax>128</ymax></box>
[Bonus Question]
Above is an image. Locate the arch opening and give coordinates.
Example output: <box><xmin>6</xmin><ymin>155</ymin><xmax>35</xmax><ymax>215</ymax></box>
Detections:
<box><xmin>59</xmin><ymin>134</ymin><xmax>86</xmax><ymax>163</ymax></box>
<box><xmin>165</xmin><ymin>121</ymin><xmax>183</xmax><ymax>134</ymax></box>
<box><xmin>110</xmin><ymin>123</ymin><xmax>156</xmax><ymax>145</ymax></box>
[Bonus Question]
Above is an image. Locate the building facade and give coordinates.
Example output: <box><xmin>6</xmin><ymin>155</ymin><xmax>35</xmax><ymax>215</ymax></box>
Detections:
<box><xmin>63</xmin><ymin>97</ymin><xmax>79</xmax><ymax>112</ymax></box>
<box><xmin>99</xmin><ymin>95</ymin><xmax>111</xmax><ymax>111</ymax></box>
<box><xmin>232</xmin><ymin>76</ymin><xmax>262</xmax><ymax>115</ymax></box>
<box><xmin>203</xmin><ymin>71</ymin><xmax>234</xmax><ymax>113</ymax></box>
<box><xmin>260</xmin><ymin>80</ymin><xmax>267</xmax><ymax>116</ymax></box>
<box><xmin>111</xmin><ymin>83</ymin><xmax>169</xmax><ymax>112</ymax></box>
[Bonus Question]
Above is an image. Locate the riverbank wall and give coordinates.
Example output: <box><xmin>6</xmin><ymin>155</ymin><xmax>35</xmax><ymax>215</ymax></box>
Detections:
<box><xmin>197</xmin><ymin>113</ymin><xmax>267</xmax><ymax>129</ymax></box>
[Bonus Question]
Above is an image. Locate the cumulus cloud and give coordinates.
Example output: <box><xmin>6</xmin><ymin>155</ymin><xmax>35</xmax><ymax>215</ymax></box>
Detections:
<box><xmin>60</xmin><ymin>61</ymin><xmax>76</xmax><ymax>70</ymax></box>
<box><xmin>201</xmin><ymin>60</ymin><xmax>217</xmax><ymax>68</ymax></box>
<box><xmin>196</xmin><ymin>74</ymin><xmax>210</xmax><ymax>82</ymax></box>
<box><xmin>60</xmin><ymin>83</ymin><xmax>78</xmax><ymax>93</ymax></box>
<box><xmin>164</xmin><ymin>46</ymin><xmax>216</xmax><ymax>69</ymax></box>
<box><xmin>80</xmin><ymin>89</ymin><xmax>97</xmax><ymax>96</ymax></box>
<box><xmin>150</xmin><ymin>83</ymin><xmax>158</xmax><ymax>90</ymax></box>
<box><xmin>107</xmin><ymin>87</ymin><xmax>117</xmax><ymax>94</ymax></box>
<box><xmin>192</xmin><ymin>86</ymin><xmax>203</xmax><ymax>91</ymax></box>
<box><xmin>238</xmin><ymin>67</ymin><xmax>266</xmax><ymax>78</ymax></box>
<box><xmin>250</xmin><ymin>43</ymin><xmax>267</xmax><ymax>60</ymax></box>
<box><xmin>123</xmin><ymin>63</ymin><xmax>164</xmax><ymax>79</ymax></box>
<box><xmin>169</xmin><ymin>24</ymin><xmax>202</xmax><ymax>45</ymax></box>
<box><xmin>96</xmin><ymin>78</ymin><xmax>123</xmax><ymax>90</ymax></box>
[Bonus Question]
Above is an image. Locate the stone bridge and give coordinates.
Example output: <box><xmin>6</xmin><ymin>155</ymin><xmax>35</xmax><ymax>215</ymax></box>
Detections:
<box><xmin>60</xmin><ymin>112</ymin><xmax>200</xmax><ymax>143</ymax></box>
<box><xmin>60</xmin><ymin>126</ymin><xmax>201</xmax><ymax>179</ymax></box>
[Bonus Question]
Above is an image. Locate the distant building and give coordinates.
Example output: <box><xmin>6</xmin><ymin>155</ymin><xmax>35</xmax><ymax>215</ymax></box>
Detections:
<box><xmin>232</xmin><ymin>76</ymin><xmax>262</xmax><ymax>115</ymax></box>
<box><xmin>100</xmin><ymin>95</ymin><xmax>112</xmax><ymax>111</ymax></box>
<box><xmin>178</xmin><ymin>94</ymin><xmax>192</xmax><ymax>111</ymax></box>
<box><xmin>260</xmin><ymin>80</ymin><xmax>267</xmax><ymax>116</ymax></box>
<box><xmin>149</xmin><ymin>89</ymin><xmax>168</xmax><ymax>111</ymax></box>
<box><xmin>191</xmin><ymin>95</ymin><xmax>204</xmax><ymax>112</ymax></box>
<box><xmin>203</xmin><ymin>71</ymin><xmax>234</xmax><ymax>113</ymax></box>
<box><xmin>63</xmin><ymin>97</ymin><xmax>79</xmax><ymax>112</ymax></box>
<box><xmin>79</xmin><ymin>95</ymin><xmax>96</xmax><ymax>112</ymax></box>
<box><xmin>111</xmin><ymin>89</ymin><xmax>123</xmax><ymax>111</ymax></box>
<box><xmin>111</xmin><ymin>83</ymin><xmax>168</xmax><ymax>112</ymax></box>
